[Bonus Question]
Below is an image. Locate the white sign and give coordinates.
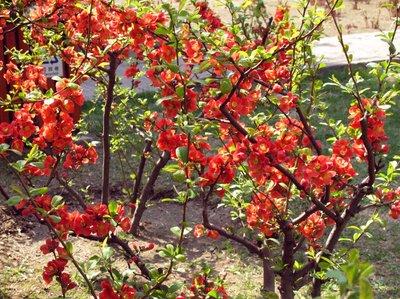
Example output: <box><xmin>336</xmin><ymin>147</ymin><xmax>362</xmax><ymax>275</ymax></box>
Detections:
<box><xmin>43</xmin><ymin>56</ymin><xmax>64</xmax><ymax>78</ymax></box>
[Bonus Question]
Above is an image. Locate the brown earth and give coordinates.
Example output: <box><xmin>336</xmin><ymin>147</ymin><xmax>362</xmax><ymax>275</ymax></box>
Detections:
<box><xmin>208</xmin><ymin>0</ymin><xmax>398</xmax><ymax>35</ymax></box>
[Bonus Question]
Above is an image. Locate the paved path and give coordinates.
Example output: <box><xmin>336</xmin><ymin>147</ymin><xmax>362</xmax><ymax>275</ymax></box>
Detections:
<box><xmin>81</xmin><ymin>31</ymin><xmax>399</xmax><ymax>99</ymax></box>
<box><xmin>313</xmin><ymin>31</ymin><xmax>399</xmax><ymax>66</ymax></box>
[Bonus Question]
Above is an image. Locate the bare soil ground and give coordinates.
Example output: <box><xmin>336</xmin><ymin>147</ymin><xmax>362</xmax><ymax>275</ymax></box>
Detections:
<box><xmin>206</xmin><ymin>0</ymin><xmax>397</xmax><ymax>35</ymax></box>
<box><xmin>0</xmin><ymin>194</ymin><xmax>262</xmax><ymax>298</ymax></box>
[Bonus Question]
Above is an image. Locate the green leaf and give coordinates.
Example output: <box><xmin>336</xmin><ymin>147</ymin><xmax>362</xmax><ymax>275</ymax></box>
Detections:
<box><xmin>261</xmin><ymin>292</ymin><xmax>279</xmax><ymax>299</ymax></box>
<box><xmin>170</xmin><ymin>226</ymin><xmax>181</xmax><ymax>236</ymax></box>
<box><xmin>29</xmin><ymin>187</ymin><xmax>48</xmax><ymax>197</ymax></box>
<box><xmin>108</xmin><ymin>200</ymin><xmax>118</xmax><ymax>216</ymax></box>
<box><xmin>170</xmin><ymin>226</ymin><xmax>192</xmax><ymax>237</ymax></box>
<box><xmin>51</xmin><ymin>195</ymin><xmax>63</xmax><ymax>208</ymax></box>
<box><xmin>207</xmin><ymin>289</ymin><xmax>219</xmax><ymax>298</ymax></box>
<box><xmin>220</xmin><ymin>78</ymin><xmax>232</xmax><ymax>94</ymax></box>
<box><xmin>172</xmin><ymin>169</ymin><xmax>186</xmax><ymax>182</ymax></box>
<box><xmin>26</xmin><ymin>144</ymin><xmax>39</xmax><ymax>161</ymax></box>
<box><xmin>175</xmin><ymin>254</ymin><xmax>186</xmax><ymax>262</ymax></box>
<box><xmin>65</xmin><ymin>241</ymin><xmax>73</xmax><ymax>254</ymax></box>
<box><xmin>162</xmin><ymin>163</ymin><xmax>180</xmax><ymax>173</ymax></box>
<box><xmin>334</xmin><ymin>0</ymin><xmax>344</xmax><ymax>9</ymax></box>
<box><xmin>49</xmin><ymin>215</ymin><xmax>61</xmax><ymax>223</ymax></box>
<box><xmin>12</xmin><ymin>160</ymin><xmax>27</xmax><ymax>172</ymax></box>
<box><xmin>389</xmin><ymin>41</ymin><xmax>396</xmax><ymax>56</ymax></box>
<box><xmin>87</xmin><ymin>255</ymin><xmax>100</xmax><ymax>269</ymax></box>
<box><xmin>359</xmin><ymin>278</ymin><xmax>374</xmax><ymax>299</ymax></box>
<box><xmin>5</xmin><ymin>195</ymin><xmax>23</xmax><ymax>206</ymax></box>
<box><xmin>178</xmin><ymin>0</ymin><xmax>187</xmax><ymax>11</ymax></box>
<box><xmin>154</xmin><ymin>26</ymin><xmax>171</xmax><ymax>36</ymax></box>
<box><xmin>51</xmin><ymin>76</ymin><xmax>63</xmax><ymax>82</ymax></box>
<box><xmin>168</xmin><ymin>282</ymin><xmax>184</xmax><ymax>293</ymax></box>
<box><xmin>102</xmin><ymin>246</ymin><xmax>114</xmax><ymax>260</ymax></box>
<box><xmin>166</xmin><ymin>63</ymin><xmax>180</xmax><ymax>73</ymax></box>
<box><xmin>0</xmin><ymin>143</ymin><xmax>10</xmax><ymax>153</ymax></box>
<box><xmin>176</xmin><ymin>146</ymin><xmax>189</xmax><ymax>163</ymax></box>
<box><xmin>326</xmin><ymin>269</ymin><xmax>347</xmax><ymax>285</ymax></box>
<box><xmin>176</xmin><ymin>86</ymin><xmax>184</xmax><ymax>98</ymax></box>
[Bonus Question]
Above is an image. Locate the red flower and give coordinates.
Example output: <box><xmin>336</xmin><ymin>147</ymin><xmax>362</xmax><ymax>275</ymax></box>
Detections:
<box><xmin>389</xmin><ymin>201</ymin><xmax>400</xmax><ymax>219</ymax></box>
<box><xmin>99</xmin><ymin>280</ymin><xmax>119</xmax><ymax>299</ymax></box>
<box><xmin>193</xmin><ymin>224</ymin><xmax>205</xmax><ymax>238</ymax></box>
<box><xmin>0</xmin><ymin>122</ymin><xmax>14</xmax><ymax>139</ymax></box>
<box><xmin>124</xmin><ymin>64</ymin><xmax>139</xmax><ymax>78</ymax></box>
<box><xmin>69</xmin><ymin>211</ymin><xmax>92</xmax><ymax>236</ymax></box>
<box><xmin>121</xmin><ymin>284</ymin><xmax>136</xmax><ymax>299</ymax></box>
<box><xmin>279</xmin><ymin>92</ymin><xmax>298</xmax><ymax>113</ymax></box>
<box><xmin>195</xmin><ymin>2</ymin><xmax>222</xmax><ymax>30</ymax></box>
<box><xmin>159</xmin><ymin>43</ymin><xmax>176</xmax><ymax>63</ymax></box>
<box><xmin>184</xmin><ymin>39</ymin><xmax>203</xmax><ymax>63</ymax></box>
<box><xmin>246</xmin><ymin>192</ymin><xmax>285</xmax><ymax>236</ymax></box>
<box><xmin>207</xmin><ymin>230</ymin><xmax>220</xmax><ymax>240</ymax></box>
<box><xmin>156</xmin><ymin>129</ymin><xmax>187</xmax><ymax>154</ymax></box>
<box><xmin>298</xmin><ymin>212</ymin><xmax>326</xmax><ymax>241</ymax></box>
<box><xmin>119</xmin><ymin>217</ymin><xmax>131</xmax><ymax>232</ymax></box>
<box><xmin>42</xmin><ymin>258</ymin><xmax>68</xmax><ymax>284</ymax></box>
<box><xmin>333</xmin><ymin>139</ymin><xmax>353</xmax><ymax>160</ymax></box>
<box><xmin>40</xmin><ymin>239</ymin><xmax>59</xmax><ymax>254</ymax></box>
<box><xmin>59</xmin><ymin>272</ymin><xmax>77</xmax><ymax>291</ymax></box>
<box><xmin>63</xmin><ymin>145</ymin><xmax>98</xmax><ymax>169</ymax></box>
<box><xmin>11</xmin><ymin>138</ymin><xmax>24</xmax><ymax>153</ymax></box>
<box><xmin>274</xmin><ymin>6</ymin><xmax>287</xmax><ymax>22</ymax></box>
<box><xmin>200</xmin><ymin>155</ymin><xmax>235</xmax><ymax>186</ymax></box>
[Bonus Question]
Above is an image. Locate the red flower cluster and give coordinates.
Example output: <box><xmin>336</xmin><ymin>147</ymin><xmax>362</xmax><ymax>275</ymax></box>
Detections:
<box><xmin>193</xmin><ymin>224</ymin><xmax>220</xmax><ymax>240</ymax></box>
<box><xmin>99</xmin><ymin>279</ymin><xmax>136</xmax><ymax>299</ymax></box>
<box><xmin>298</xmin><ymin>212</ymin><xmax>326</xmax><ymax>242</ymax></box>
<box><xmin>40</xmin><ymin>238</ymin><xmax>68</xmax><ymax>259</ymax></box>
<box><xmin>390</xmin><ymin>201</ymin><xmax>400</xmax><ymax>219</ymax></box>
<box><xmin>42</xmin><ymin>258</ymin><xmax>76</xmax><ymax>293</ymax></box>
<box><xmin>40</xmin><ymin>238</ymin><xmax>76</xmax><ymax>292</ymax></box>
<box><xmin>246</xmin><ymin>192</ymin><xmax>285</xmax><ymax>236</ymax></box>
<box><xmin>157</xmin><ymin>129</ymin><xmax>187</xmax><ymax>154</ymax></box>
<box><xmin>184</xmin><ymin>39</ymin><xmax>204</xmax><ymax>64</ymax></box>
<box><xmin>187</xmin><ymin>274</ymin><xmax>229</xmax><ymax>299</ymax></box>
<box><xmin>375</xmin><ymin>188</ymin><xmax>400</xmax><ymax>220</ymax></box>
<box><xmin>348</xmin><ymin>98</ymin><xmax>388</xmax><ymax>157</ymax></box>
<box><xmin>200</xmin><ymin>154</ymin><xmax>235</xmax><ymax>186</ymax></box>
<box><xmin>279</xmin><ymin>92</ymin><xmax>298</xmax><ymax>113</ymax></box>
<box><xmin>25</xmin><ymin>155</ymin><xmax>57</xmax><ymax>176</ymax></box>
<box><xmin>16</xmin><ymin>197</ymin><xmax>130</xmax><ymax>237</ymax></box>
<box><xmin>297</xmin><ymin>155</ymin><xmax>356</xmax><ymax>195</ymax></box>
<box><xmin>332</xmin><ymin>139</ymin><xmax>354</xmax><ymax>161</ymax></box>
<box><xmin>63</xmin><ymin>144</ymin><xmax>98</xmax><ymax>169</ymax></box>
<box><xmin>3</xmin><ymin>62</ymin><xmax>47</xmax><ymax>92</ymax></box>
<box><xmin>0</xmin><ymin>105</ymin><xmax>36</xmax><ymax>152</ymax></box>
<box><xmin>43</xmin><ymin>258</ymin><xmax>68</xmax><ymax>283</ymax></box>
<box><xmin>195</xmin><ymin>1</ymin><xmax>223</xmax><ymax>31</ymax></box>
<box><xmin>68</xmin><ymin>203</ymin><xmax>131</xmax><ymax>237</ymax></box>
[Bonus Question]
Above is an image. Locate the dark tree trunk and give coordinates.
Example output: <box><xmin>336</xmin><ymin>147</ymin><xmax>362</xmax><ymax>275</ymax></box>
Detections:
<box><xmin>279</xmin><ymin>223</ymin><xmax>296</xmax><ymax>299</ymax></box>
<box><xmin>101</xmin><ymin>54</ymin><xmax>118</xmax><ymax>205</ymax></box>
<box><xmin>262</xmin><ymin>247</ymin><xmax>275</xmax><ymax>293</ymax></box>
<box><xmin>130</xmin><ymin>151</ymin><xmax>170</xmax><ymax>235</ymax></box>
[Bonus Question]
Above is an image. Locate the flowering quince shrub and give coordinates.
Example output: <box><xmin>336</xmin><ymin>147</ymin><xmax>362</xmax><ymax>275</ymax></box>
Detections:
<box><xmin>0</xmin><ymin>0</ymin><xmax>400</xmax><ymax>298</ymax></box>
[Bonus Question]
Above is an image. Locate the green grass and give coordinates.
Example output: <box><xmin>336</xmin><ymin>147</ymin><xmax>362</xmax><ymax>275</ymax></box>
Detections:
<box><xmin>313</xmin><ymin>64</ymin><xmax>400</xmax><ymax>298</ymax></box>
<box><xmin>0</xmin><ymin>262</ymin><xmax>89</xmax><ymax>299</ymax></box>
<box><xmin>316</xmin><ymin>64</ymin><xmax>400</xmax><ymax>158</ymax></box>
